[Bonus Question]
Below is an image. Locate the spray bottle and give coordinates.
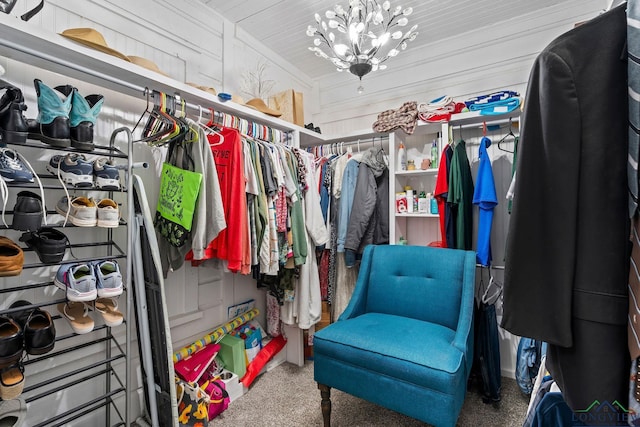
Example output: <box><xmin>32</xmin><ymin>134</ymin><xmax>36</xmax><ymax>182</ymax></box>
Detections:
<box><xmin>397</xmin><ymin>141</ymin><xmax>407</xmax><ymax>171</ymax></box>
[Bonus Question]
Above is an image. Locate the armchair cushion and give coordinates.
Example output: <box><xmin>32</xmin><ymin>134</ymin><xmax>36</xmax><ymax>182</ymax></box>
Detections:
<box><xmin>314</xmin><ymin>312</ymin><xmax>466</xmax><ymax>395</ymax></box>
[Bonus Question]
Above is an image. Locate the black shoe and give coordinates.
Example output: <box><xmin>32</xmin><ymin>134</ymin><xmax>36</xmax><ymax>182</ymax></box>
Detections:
<box><xmin>0</xmin><ymin>86</ymin><xmax>28</xmax><ymax>145</ymax></box>
<box><xmin>314</xmin><ymin>127</ymin><xmax>321</xmax><ymax>134</ymax></box>
<box><xmin>305</xmin><ymin>123</ymin><xmax>315</xmax><ymax>130</ymax></box>
<box><xmin>8</xmin><ymin>301</ymin><xmax>55</xmax><ymax>355</ymax></box>
<box><xmin>20</xmin><ymin>227</ymin><xmax>68</xmax><ymax>264</ymax></box>
<box><xmin>0</xmin><ymin>316</ymin><xmax>22</xmax><ymax>369</ymax></box>
<box><xmin>12</xmin><ymin>190</ymin><xmax>43</xmax><ymax>231</ymax></box>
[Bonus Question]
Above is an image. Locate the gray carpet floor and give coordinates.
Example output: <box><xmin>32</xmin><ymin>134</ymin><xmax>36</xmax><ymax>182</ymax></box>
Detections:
<box><xmin>210</xmin><ymin>361</ymin><xmax>530</xmax><ymax>426</ymax></box>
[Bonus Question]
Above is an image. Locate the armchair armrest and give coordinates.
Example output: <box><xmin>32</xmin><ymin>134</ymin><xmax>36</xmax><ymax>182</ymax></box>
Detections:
<box><xmin>337</xmin><ymin>245</ymin><xmax>376</xmax><ymax>321</ymax></box>
<box><xmin>451</xmin><ymin>250</ymin><xmax>476</xmax><ymax>354</ymax></box>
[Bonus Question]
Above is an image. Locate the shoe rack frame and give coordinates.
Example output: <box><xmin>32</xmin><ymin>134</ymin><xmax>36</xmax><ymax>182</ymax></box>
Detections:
<box><xmin>0</xmin><ymin>124</ymin><xmax>132</xmax><ymax>427</ymax></box>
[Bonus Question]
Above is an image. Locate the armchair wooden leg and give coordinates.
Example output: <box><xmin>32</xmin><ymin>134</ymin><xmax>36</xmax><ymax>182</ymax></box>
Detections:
<box><xmin>318</xmin><ymin>383</ymin><xmax>332</xmax><ymax>427</ymax></box>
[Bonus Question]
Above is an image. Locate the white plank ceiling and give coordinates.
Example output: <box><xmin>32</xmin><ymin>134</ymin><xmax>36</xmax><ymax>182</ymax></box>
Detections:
<box><xmin>198</xmin><ymin>0</ymin><xmax>585</xmax><ymax>79</ymax></box>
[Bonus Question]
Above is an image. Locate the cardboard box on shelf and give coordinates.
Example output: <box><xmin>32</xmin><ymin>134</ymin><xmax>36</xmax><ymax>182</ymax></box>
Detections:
<box><xmin>268</xmin><ymin>89</ymin><xmax>304</xmax><ymax>126</ymax></box>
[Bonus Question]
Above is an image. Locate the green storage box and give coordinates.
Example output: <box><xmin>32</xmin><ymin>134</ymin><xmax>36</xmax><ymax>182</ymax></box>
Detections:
<box><xmin>218</xmin><ymin>334</ymin><xmax>247</xmax><ymax>378</ymax></box>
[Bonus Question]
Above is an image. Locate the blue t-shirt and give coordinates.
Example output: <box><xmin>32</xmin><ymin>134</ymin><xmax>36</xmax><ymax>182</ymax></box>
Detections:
<box><xmin>473</xmin><ymin>137</ymin><xmax>498</xmax><ymax>266</ymax></box>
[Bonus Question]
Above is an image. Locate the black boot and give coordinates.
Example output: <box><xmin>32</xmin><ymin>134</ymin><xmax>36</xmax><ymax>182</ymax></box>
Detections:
<box><xmin>0</xmin><ymin>85</ymin><xmax>28</xmax><ymax>145</ymax></box>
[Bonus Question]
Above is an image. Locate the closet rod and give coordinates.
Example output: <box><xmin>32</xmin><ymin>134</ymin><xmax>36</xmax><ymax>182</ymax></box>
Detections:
<box><xmin>313</xmin><ymin>136</ymin><xmax>389</xmax><ymax>149</ymax></box>
<box><xmin>453</xmin><ymin>117</ymin><xmax>520</xmax><ymax>131</ymax></box>
<box><xmin>339</xmin><ymin>135</ymin><xmax>389</xmax><ymax>146</ymax></box>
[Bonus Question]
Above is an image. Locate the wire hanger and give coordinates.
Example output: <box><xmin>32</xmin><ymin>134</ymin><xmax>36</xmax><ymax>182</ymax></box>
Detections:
<box><xmin>481</xmin><ymin>265</ymin><xmax>503</xmax><ymax>305</ymax></box>
<box><xmin>496</xmin><ymin>118</ymin><xmax>516</xmax><ymax>153</ymax></box>
<box><xmin>132</xmin><ymin>87</ymin><xmax>151</xmax><ymax>134</ymax></box>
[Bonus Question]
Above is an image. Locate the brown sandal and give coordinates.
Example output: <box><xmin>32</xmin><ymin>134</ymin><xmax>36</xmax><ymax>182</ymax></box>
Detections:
<box><xmin>0</xmin><ymin>362</ymin><xmax>24</xmax><ymax>400</ymax></box>
<box><xmin>94</xmin><ymin>298</ymin><xmax>123</xmax><ymax>327</ymax></box>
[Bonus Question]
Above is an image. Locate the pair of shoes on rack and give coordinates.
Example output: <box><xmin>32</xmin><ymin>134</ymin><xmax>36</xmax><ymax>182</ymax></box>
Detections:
<box><xmin>57</xmin><ymin>297</ymin><xmax>123</xmax><ymax>335</ymax></box>
<box><xmin>27</xmin><ymin>79</ymin><xmax>104</xmax><ymax>151</ymax></box>
<box><xmin>55</xmin><ymin>195</ymin><xmax>119</xmax><ymax>228</ymax></box>
<box><xmin>6</xmin><ymin>300</ymin><xmax>56</xmax><ymax>356</ymax></box>
<box><xmin>47</xmin><ymin>153</ymin><xmax>120</xmax><ymax>190</ymax></box>
<box><xmin>55</xmin><ymin>259</ymin><xmax>125</xmax><ymax>334</ymax></box>
<box><xmin>54</xmin><ymin>259</ymin><xmax>123</xmax><ymax>302</ymax></box>
<box><xmin>19</xmin><ymin>227</ymin><xmax>69</xmax><ymax>264</ymax></box>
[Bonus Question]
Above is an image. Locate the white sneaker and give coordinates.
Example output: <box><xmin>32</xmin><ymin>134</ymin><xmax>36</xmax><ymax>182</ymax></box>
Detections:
<box><xmin>55</xmin><ymin>196</ymin><xmax>97</xmax><ymax>227</ymax></box>
<box><xmin>96</xmin><ymin>199</ymin><xmax>119</xmax><ymax>228</ymax></box>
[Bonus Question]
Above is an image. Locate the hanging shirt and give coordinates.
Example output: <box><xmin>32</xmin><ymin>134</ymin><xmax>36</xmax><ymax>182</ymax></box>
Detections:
<box><xmin>447</xmin><ymin>139</ymin><xmax>474</xmax><ymax>250</ymax></box>
<box><xmin>187</xmin><ymin>126</ymin><xmax>248</xmax><ymax>272</ymax></box>
<box><xmin>473</xmin><ymin>137</ymin><xmax>498</xmax><ymax>266</ymax></box>
<box><xmin>337</xmin><ymin>159</ymin><xmax>360</xmax><ymax>252</ymax></box>
<box><xmin>434</xmin><ymin>143</ymin><xmax>452</xmax><ymax>247</ymax></box>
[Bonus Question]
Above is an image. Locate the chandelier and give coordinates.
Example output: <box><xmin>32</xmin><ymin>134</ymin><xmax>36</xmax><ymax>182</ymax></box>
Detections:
<box><xmin>307</xmin><ymin>0</ymin><xmax>418</xmax><ymax>91</ymax></box>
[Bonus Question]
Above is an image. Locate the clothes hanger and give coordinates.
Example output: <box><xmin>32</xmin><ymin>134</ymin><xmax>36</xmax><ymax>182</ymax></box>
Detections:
<box><xmin>201</xmin><ymin>107</ymin><xmax>225</xmax><ymax>145</ymax></box>
<box><xmin>454</xmin><ymin>124</ymin><xmax>465</xmax><ymax>147</ymax></box>
<box><xmin>135</xmin><ymin>91</ymin><xmax>179</xmax><ymax>145</ymax></box>
<box><xmin>153</xmin><ymin>93</ymin><xmax>189</xmax><ymax>146</ymax></box>
<box><xmin>132</xmin><ymin>87</ymin><xmax>152</xmax><ymax>134</ymax></box>
<box><xmin>481</xmin><ymin>265</ymin><xmax>503</xmax><ymax>305</ymax></box>
<box><xmin>496</xmin><ymin>118</ymin><xmax>516</xmax><ymax>153</ymax></box>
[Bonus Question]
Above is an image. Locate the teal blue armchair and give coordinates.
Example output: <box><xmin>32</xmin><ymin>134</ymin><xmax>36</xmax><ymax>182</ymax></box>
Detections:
<box><xmin>314</xmin><ymin>245</ymin><xmax>476</xmax><ymax>427</ymax></box>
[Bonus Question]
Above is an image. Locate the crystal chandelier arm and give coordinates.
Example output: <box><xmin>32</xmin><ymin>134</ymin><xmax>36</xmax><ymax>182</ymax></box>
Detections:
<box><xmin>375</xmin><ymin>33</ymin><xmax>413</xmax><ymax>64</ymax></box>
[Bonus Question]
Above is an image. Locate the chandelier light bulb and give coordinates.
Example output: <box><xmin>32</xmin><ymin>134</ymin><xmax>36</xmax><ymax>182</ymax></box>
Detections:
<box><xmin>307</xmin><ymin>0</ymin><xmax>418</xmax><ymax>81</ymax></box>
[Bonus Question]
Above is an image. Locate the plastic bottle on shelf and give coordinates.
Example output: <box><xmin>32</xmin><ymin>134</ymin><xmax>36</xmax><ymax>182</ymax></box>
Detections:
<box><xmin>405</xmin><ymin>186</ymin><xmax>414</xmax><ymax>213</ymax></box>
<box><xmin>418</xmin><ymin>191</ymin><xmax>428</xmax><ymax>213</ymax></box>
<box><xmin>397</xmin><ymin>141</ymin><xmax>407</xmax><ymax>171</ymax></box>
<box><xmin>430</xmin><ymin>192</ymin><xmax>439</xmax><ymax>214</ymax></box>
<box><xmin>430</xmin><ymin>140</ymin><xmax>439</xmax><ymax>169</ymax></box>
